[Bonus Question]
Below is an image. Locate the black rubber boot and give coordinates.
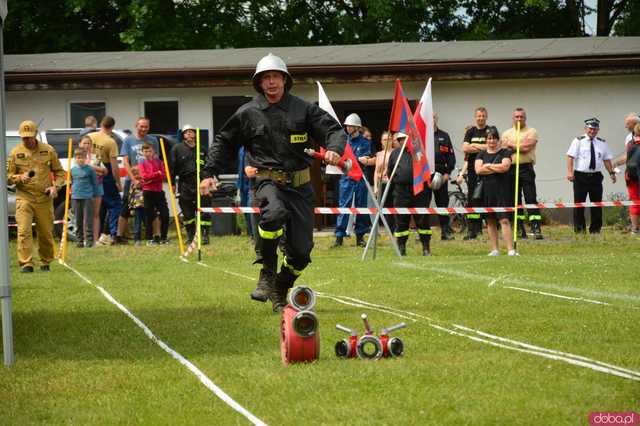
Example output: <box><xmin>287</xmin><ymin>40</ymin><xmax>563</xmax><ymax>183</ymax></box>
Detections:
<box><xmin>271</xmin><ymin>267</ymin><xmax>298</xmax><ymax>312</ymax></box>
<box><xmin>356</xmin><ymin>234</ymin><xmax>366</xmax><ymax>247</ymax></box>
<box><xmin>532</xmin><ymin>221</ymin><xmax>543</xmax><ymax>240</ymax></box>
<box><xmin>441</xmin><ymin>225</ymin><xmax>454</xmax><ymax>240</ymax></box>
<box><xmin>397</xmin><ymin>236</ymin><xmax>407</xmax><ymax>256</ymax></box>
<box><xmin>420</xmin><ymin>235</ymin><xmax>431</xmax><ymax>256</ymax></box>
<box><xmin>518</xmin><ymin>221</ymin><xmax>528</xmax><ymax>239</ymax></box>
<box><xmin>331</xmin><ymin>236</ymin><xmax>343</xmax><ymax>248</ymax></box>
<box><xmin>251</xmin><ymin>266</ymin><xmax>276</xmax><ymax>302</ymax></box>
<box><xmin>201</xmin><ymin>227</ymin><xmax>210</xmax><ymax>245</ymax></box>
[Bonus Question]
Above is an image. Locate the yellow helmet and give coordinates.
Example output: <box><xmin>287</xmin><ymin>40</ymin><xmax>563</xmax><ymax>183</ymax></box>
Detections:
<box><xmin>18</xmin><ymin>120</ymin><xmax>38</xmax><ymax>137</ymax></box>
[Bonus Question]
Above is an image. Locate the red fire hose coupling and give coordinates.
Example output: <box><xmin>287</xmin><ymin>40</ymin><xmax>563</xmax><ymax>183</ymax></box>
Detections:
<box><xmin>280</xmin><ymin>286</ymin><xmax>320</xmax><ymax>365</ymax></box>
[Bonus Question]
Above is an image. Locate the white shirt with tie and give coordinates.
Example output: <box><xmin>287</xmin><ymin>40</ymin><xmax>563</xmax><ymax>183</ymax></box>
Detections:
<box><xmin>567</xmin><ymin>134</ymin><xmax>613</xmax><ymax>172</ymax></box>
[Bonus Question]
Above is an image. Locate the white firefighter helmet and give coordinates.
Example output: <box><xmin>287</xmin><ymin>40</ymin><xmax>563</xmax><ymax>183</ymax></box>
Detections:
<box><xmin>343</xmin><ymin>113</ymin><xmax>362</xmax><ymax>127</ymax></box>
<box><xmin>181</xmin><ymin>124</ymin><xmax>196</xmax><ymax>134</ymax></box>
<box><xmin>430</xmin><ymin>171</ymin><xmax>444</xmax><ymax>190</ymax></box>
<box><xmin>395</xmin><ymin>131</ymin><xmax>408</xmax><ymax>140</ymax></box>
<box><xmin>252</xmin><ymin>53</ymin><xmax>292</xmax><ymax>93</ymax></box>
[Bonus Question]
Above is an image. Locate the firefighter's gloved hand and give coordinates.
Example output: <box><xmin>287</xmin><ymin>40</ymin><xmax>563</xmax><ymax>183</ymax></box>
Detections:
<box><xmin>324</xmin><ymin>150</ymin><xmax>341</xmax><ymax>166</ymax></box>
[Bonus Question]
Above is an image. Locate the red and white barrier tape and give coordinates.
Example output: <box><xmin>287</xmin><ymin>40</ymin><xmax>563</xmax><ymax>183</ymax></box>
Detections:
<box><xmin>200</xmin><ymin>200</ymin><xmax>640</xmax><ymax>215</ymax></box>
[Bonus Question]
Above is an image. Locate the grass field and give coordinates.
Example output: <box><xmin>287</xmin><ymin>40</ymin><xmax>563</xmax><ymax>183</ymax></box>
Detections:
<box><xmin>1</xmin><ymin>226</ymin><xmax>639</xmax><ymax>425</ymax></box>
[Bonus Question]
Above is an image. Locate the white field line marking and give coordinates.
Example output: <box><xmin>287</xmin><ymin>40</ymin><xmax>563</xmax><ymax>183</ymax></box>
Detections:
<box><xmin>431</xmin><ymin>323</ymin><xmax>640</xmax><ymax>382</ymax></box>
<box><xmin>318</xmin><ymin>291</ymin><xmax>433</xmax><ymax>322</ymax></box>
<box><xmin>488</xmin><ymin>274</ymin><xmax>511</xmax><ymax>287</ymax></box>
<box><xmin>453</xmin><ymin>324</ymin><xmax>640</xmax><ymax>380</ymax></box>
<box><xmin>504</xmin><ymin>286</ymin><xmax>612</xmax><ymax>306</ymax></box>
<box><xmin>62</xmin><ymin>262</ymin><xmax>267</xmax><ymax>426</ymax></box>
<box><xmin>320</xmin><ymin>292</ymin><xmax>640</xmax><ymax>382</ymax></box>
<box><xmin>317</xmin><ymin>294</ymin><xmax>417</xmax><ymax>322</ymax></box>
<box><xmin>396</xmin><ymin>262</ymin><xmax>640</xmax><ymax>305</ymax></box>
<box><xmin>313</xmin><ymin>279</ymin><xmax>336</xmax><ymax>288</ymax></box>
<box><xmin>197</xmin><ymin>262</ymin><xmax>254</xmax><ymax>281</ymax></box>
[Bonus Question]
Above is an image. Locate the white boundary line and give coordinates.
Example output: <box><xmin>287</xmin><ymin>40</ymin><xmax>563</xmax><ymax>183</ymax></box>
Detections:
<box><xmin>318</xmin><ymin>291</ymin><xmax>640</xmax><ymax>382</ymax></box>
<box><xmin>62</xmin><ymin>262</ymin><xmax>267</xmax><ymax>426</ymax></box>
<box><xmin>503</xmin><ymin>286</ymin><xmax>613</xmax><ymax>306</ymax></box>
<box><xmin>396</xmin><ymin>262</ymin><xmax>640</xmax><ymax>306</ymax></box>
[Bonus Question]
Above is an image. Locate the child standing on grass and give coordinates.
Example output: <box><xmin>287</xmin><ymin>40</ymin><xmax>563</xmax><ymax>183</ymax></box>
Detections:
<box><xmin>139</xmin><ymin>143</ymin><xmax>169</xmax><ymax>245</ymax></box>
<box><xmin>128</xmin><ymin>166</ymin><xmax>146</xmax><ymax>245</ymax></box>
<box><xmin>71</xmin><ymin>148</ymin><xmax>99</xmax><ymax>247</ymax></box>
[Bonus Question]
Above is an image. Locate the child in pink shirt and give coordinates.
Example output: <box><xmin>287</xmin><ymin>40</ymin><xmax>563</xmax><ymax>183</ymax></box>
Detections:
<box><xmin>139</xmin><ymin>143</ymin><xmax>169</xmax><ymax>245</ymax></box>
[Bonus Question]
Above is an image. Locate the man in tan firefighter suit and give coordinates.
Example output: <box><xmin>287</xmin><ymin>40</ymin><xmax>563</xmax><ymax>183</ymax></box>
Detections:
<box><xmin>7</xmin><ymin>120</ymin><xmax>65</xmax><ymax>272</ymax></box>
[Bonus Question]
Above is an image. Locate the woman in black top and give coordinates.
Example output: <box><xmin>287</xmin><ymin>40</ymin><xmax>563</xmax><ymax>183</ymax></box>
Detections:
<box><xmin>475</xmin><ymin>129</ymin><xmax>516</xmax><ymax>256</ymax></box>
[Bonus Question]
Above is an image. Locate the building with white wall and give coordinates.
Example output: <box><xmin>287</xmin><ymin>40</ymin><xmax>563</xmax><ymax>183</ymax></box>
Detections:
<box><xmin>4</xmin><ymin>37</ymin><xmax>640</xmax><ymax>204</ymax></box>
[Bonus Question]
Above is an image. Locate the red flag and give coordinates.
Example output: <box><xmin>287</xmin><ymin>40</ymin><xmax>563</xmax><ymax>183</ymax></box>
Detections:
<box><xmin>388</xmin><ymin>79</ymin><xmax>429</xmax><ymax>195</ymax></box>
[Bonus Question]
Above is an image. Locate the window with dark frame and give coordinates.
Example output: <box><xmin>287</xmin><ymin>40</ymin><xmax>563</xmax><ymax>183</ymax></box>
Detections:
<box><xmin>69</xmin><ymin>102</ymin><xmax>106</xmax><ymax>128</ymax></box>
<box><xmin>143</xmin><ymin>100</ymin><xmax>179</xmax><ymax>135</ymax></box>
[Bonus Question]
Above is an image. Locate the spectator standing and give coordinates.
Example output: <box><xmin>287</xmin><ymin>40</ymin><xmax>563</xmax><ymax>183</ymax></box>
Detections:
<box><xmin>566</xmin><ymin>118</ymin><xmax>617</xmax><ymax>234</ymax></box>
<box><xmin>127</xmin><ymin>166</ymin><xmax>146</xmax><ymax>245</ymax></box>
<box><xmin>462</xmin><ymin>107</ymin><xmax>498</xmax><ymax>240</ymax></box>
<box><xmin>71</xmin><ymin>148</ymin><xmax>99</xmax><ymax>248</ymax></box>
<box><xmin>475</xmin><ymin>128</ymin><xmax>516</xmax><ymax>256</ymax></box>
<box><xmin>116</xmin><ymin>117</ymin><xmax>159</xmax><ymax>244</ymax></box>
<box><xmin>139</xmin><ymin>143</ymin><xmax>169</xmax><ymax>245</ymax></box>
<box><xmin>7</xmin><ymin>120</ymin><xmax>65</xmax><ymax>272</ymax></box>
<box><xmin>432</xmin><ymin>113</ymin><xmax>456</xmax><ymax>240</ymax></box>
<box><xmin>333</xmin><ymin>113</ymin><xmax>371</xmax><ymax>248</ymax></box>
<box><xmin>169</xmin><ymin>124</ymin><xmax>213</xmax><ymax>244</ymax></box>
<box><xmin>373</xmin><ymin>131</ymin><xmax>397</xmax><ymax>231</ymax></box>
<box><xmin>79</xmin><ymin>115</ymin><xmax>98</xmax><ymax>138</ymax></box>
<box><xmin>77</xmin><ymin>136</ymin><xmax>107</xmax><ymax>241</ymax></box>
<box><xmin>89</xmin><ymin>116</ymin><xmax>122</xmax><ymax>245</ymax></box>
<box><xmin>237</xmin><ymin>145</ymin><xmax>257</xmax><ymax>241</ymax></box>
<box><xmin>623</xmin><ymin>123</ymin><xmax>640</xmax><ymax>234</ymax></box>
<box><xmin>614</xmin><ymin>113</ymin><xmax>640</xmax><ymax>233</ymax></box>
<box><xmin>387</xmin><ymin>132</ymin><xmax>433</xmax><ymax>256</ymax></box>
<box><xmin>501</xmin><ymin>107</ymin><xmax>543</xmax><ymax>240</ymax></box>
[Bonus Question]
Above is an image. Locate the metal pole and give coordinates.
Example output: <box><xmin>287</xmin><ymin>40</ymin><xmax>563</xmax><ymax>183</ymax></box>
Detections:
<box><xmin>0</xmin><ymin>16</ymin><xmax>16</xmax><ymax>366</ymax></box>
<box><xmin>362</xmin><ymin>137</ymin><xmax>409</xmax><ymax>260</ymax></box>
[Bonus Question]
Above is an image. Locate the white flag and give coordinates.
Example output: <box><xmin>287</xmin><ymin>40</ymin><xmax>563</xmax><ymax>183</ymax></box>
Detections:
<box><xmin>316</xmin><ymin>81</ymin><xmax>343</xmax><ymax>175</ymax></box>
<box><xmin>414</xmin><ymin>78</ymin><xmax>435</xmax><ymax>176</ymax></box>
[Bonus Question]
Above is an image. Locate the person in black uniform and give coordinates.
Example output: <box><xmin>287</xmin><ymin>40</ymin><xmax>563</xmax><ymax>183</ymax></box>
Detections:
<box><xmin>432</xmin><ymin>113</ymin><xmax>456</xmax><ymax>240</ymax></box>
<box><xmin>462</xmin><ymin>107</ymin><xmax>498</xmax><ymax>240</ymax></box>
<box><xmin>387</xmin><ymin>132</ymin><xmax>433</xmax><ymax>256</ymax></box>
<box><xmin>169</xmin><ymin>124</ymin><xmax>212</xmax><ymax>244</ymax></box>
<box><xmin>200</xmin><ymin>53</ymin><xmax>345</xmax><ymax>312</ymax></box>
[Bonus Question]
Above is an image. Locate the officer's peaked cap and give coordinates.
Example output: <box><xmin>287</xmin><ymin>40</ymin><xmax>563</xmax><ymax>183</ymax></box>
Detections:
<box><xmin>584</xmin><ymin>118</ymin><xmax>600</xmax><ymax>129</ymax></box>
<box><xmin>253</xmin><ymin>53</ymin><xmax>293</xmax><ymax>94</ymax></box>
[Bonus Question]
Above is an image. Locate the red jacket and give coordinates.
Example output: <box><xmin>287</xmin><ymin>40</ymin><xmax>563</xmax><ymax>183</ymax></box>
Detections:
<box><xmin>139</xmin><ymin>158</ymin><xmax>165</xmax><ymax>192</ymax></box>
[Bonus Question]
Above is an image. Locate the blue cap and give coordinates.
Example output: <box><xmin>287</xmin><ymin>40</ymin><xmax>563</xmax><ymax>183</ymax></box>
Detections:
<box><xmin>584</xmin><ymin>118</ymin><xmax>600</xmax><ymax>129</ymax></box>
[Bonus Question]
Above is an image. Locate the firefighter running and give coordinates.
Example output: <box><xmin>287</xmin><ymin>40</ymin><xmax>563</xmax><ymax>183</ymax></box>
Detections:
<box><xmin>200</xmin><ymin>53</ymin><xmax>346</xmax><ymax>312</ymax></box>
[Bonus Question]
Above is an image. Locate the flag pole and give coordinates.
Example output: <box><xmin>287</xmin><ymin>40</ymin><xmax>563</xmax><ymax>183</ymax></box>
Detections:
<box><xmin>159</xmin><ymin>138</ymin><xmax>184</xmax><ymax>256</ymax></box>
<box><xmin>59</xmin><ymin>137</ymin><xmax>73</xmax><ymax>264</ymax></box>
<box><xmin>512</xmin><ymin>122</ymin><xmax>521</xmax><ymax>250</ymax></box>
<box><xmin>362</xmin><ymin>137</ymin><xmax>409</xmax><ymax>260</ymax></box>
<box><xmin>196</xmin><ymin>128</ymin><xmax>202</xmax><ymax>262</ymax></box>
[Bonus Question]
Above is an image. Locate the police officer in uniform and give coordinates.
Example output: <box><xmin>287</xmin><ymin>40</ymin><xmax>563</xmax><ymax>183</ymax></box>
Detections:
<box><xmin>7</xmin><ymin>120</ymin><xmax>65</xmax><ymax>272</ymax></box>
<box><xmin>566</xmin><ymin>118</ymin><xmax>616</xmax><ymax>234</ymax></box>
<box><xmin>431</xmin><ymin>113</ymin><xmax>456</xmax><ymax>240</ymax></box>
<box><xmin>387</xmin><ymin>132</ymin><xmax>433</xmax><ymax>256</ymax></box>
<box><xmin>200</xmin><ymin>53</ymin><xmax>345</xmax><ymax>311</ymax></box>
<box><xmin>169</xmin><ymin>124</ymin><xmax>212</xmax><ymax>244</ymax></box>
